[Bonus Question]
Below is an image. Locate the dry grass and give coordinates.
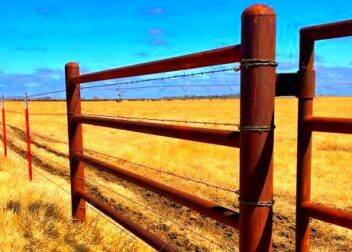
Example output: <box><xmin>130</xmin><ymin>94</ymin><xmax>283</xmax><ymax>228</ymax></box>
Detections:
<box><xmin>0</xmin><ymin>154</ymin><xmax>149</xmax><ymax>251</ymax></box>
<box><xmin>0</xmin><ymin>97</ymin><xmax>351</xmax><ymax>251</ymax></box>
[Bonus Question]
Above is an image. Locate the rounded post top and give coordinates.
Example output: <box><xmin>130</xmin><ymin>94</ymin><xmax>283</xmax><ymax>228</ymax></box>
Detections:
<box><xmin>242</xmin><ymin>4</ymin><xmax>275</xmax><ymax>17</ymax></box>
<box><xmin>65</xmin><ymin>62</ymin><xmax>79</xmax><ymax>68</ymax></box>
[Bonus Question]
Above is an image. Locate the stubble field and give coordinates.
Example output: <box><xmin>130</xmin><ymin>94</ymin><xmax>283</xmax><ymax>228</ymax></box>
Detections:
<box><xmin>0</xmin><ymin>97</ymin><xmax>351</xmax><ymax>251</ymax></box>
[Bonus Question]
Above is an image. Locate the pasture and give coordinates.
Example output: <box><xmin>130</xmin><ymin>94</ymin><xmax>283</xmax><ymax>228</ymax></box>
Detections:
<box><xmin>1</xmin><ymin>97</ymin><xmax>351</xmax><ymax>251</ymax></box>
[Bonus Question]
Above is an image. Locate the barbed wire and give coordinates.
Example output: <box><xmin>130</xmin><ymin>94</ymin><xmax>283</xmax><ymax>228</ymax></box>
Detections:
<box><xmin>26</xmin><ymin>129</ymin><xmax>239</xmax><ymax>194</ymax></box>
<box><xmin>81</xmin><ymin>113</ymin><xmax>240</xmax><ymax>127</ymax></box>
<box><xmin>5</xmin><ymin>110</ymin><xmax>24</xmax><ymax>114</ymax></box>
<box><xmin>5</xmin><ymin>110</ymin><xmax>66</xmax><ymax>116</ymax></box>
<box><xmin>5</xmin><ymin>109</ymin><xmax>240</xmax><ymax>126</ymax></box>
<box><xmin>84</xmin><ymin>175</ymin><xmax>234</xmax><ymax>252</ymax></box>
<box><xmin>82</xmin><ymin>148</ymin><xmax>239</xmax><ymax>194</ymax></box>
<box><xmin>5</xmin><ymin>126</ymin><xmax>239</xmax><ymax>196</ymax></box>
<box><xmin>80</xmin><ymin>67</ymin><xmax>238</xmax><ymax>90</ymax></box>
<box><xmin>5</xmin><ymin>146</ymin><xmax>136</xmax><ymax>240</ymax></box>
<box><xmin>29</xmin><ymin>112</ymin><xmax>67</xmax><ymax>116</ymax></box>
<box><xmin>27</xmin><ymin>90</ymin><xmax>67</xmax><ymax>98</ymax></box>
<box><xmin>89</xmin><ymin>84</ymin><xmax>238</xmax><ymax>94</ymax></box>
<box><xmin>5</xmin><ymin>141</ymin><xmax>229</xmax><ymax>249</ymax></box>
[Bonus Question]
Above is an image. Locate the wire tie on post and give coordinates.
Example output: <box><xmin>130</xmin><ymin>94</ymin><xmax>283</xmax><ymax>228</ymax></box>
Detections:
<box><xmin>239</xmin><ymin>125</ymin><xmax>275</xmax><ymax>132</ymax></box>
<box><xmin>239</xmin><ymin>198</ymin><xmax>275</xmax><ymax>208</ymax></box>
<box><xmin>239</xmin><ymin>59</ymin><xmax>278</xmax><ymax>70</ymax></box>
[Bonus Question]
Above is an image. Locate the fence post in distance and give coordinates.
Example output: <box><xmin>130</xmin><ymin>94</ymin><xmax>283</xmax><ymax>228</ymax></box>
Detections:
<box><xmin>2</xmin><ymin>95</ymin><xmax>7</xmax><ymax>157</ymax></box>
<box><xmin>25</xmin><ymin>94</ymin><xmax>33</xmax><ymax>181</ymax></box>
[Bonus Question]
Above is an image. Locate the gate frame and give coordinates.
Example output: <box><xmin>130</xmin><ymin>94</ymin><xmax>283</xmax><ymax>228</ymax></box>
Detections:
<box><xmin>296</xmin><ymin>19</ymin><xmax>352</xmax><ymax>251</ymax></box>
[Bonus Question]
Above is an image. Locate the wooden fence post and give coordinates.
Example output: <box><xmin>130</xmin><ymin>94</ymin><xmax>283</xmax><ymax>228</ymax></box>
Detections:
<box><xmin>25</xmin><ymin>94</ymin><xmax>32</xmax><ymax>181</ymax></box>
<box><xmin>65</xmin><ymin>62</ymin><xmax>86</xmax><ymax>221</ymax></box>
<box><xmin>239</xmin><ymin>4</ymin><xmax>276</xmax><ymax>251</ymax></box>
<box><xmin>2</xmin><ymin>95</ymin><xmax>7</xmax><ymax>157</ymax></box>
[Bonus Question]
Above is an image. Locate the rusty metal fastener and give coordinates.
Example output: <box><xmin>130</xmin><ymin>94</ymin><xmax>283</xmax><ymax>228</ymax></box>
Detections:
<box><xmin>240</xmin><ymin>59</ymin><xmax>278</xmax><ymax>69</ymax></box>
<box><xmin>239</xmin><ymin>199</ymin><xmax>275</xmax><ymax>207</ymax></box>
<box><xmin>239</xmin><ymin>125</ymin><xmax>276</xmax><ymax>132</ymax></box>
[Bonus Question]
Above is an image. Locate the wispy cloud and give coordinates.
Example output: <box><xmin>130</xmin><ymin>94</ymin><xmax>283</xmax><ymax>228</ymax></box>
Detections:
<box><xmin>0</xmin><ymin>68</ymin><xmax>65</xmax><ymax>96</ymax></box>
<box><xmin>148</xmin><ymin>28</ymin><xmax>164</xmax><ymax>36</ymax></box>
<box><xmin>147</xmin><ymin>38</ymin><xmax>169</xmax><ymax>46</ymax></box>
<box><xmin>36</xmin><ymin>6</ymin><xmax>63</xmax><ymax>18</ymax></box>
<box><xmin>135</xmin><ymin>52</ymin><xmax>150</xmax><ymax>57</ymax></box>
<box><xmin>142</xmin><ymin>7</ymin><xmax>166</xmax><ymax>16</ymax></box>
<box><xmin>15</xmin><ymin>46</ymin><xmax>47</xmax><ymax>52</ymax></box>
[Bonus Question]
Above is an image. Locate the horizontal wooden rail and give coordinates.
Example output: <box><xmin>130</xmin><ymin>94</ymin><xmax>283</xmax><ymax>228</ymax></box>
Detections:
<box><xmin>73</xmin><ymin>153</ymin><xmax>240</xmax><ymax>229</ymax></box>
<box><xmin>302</xmin><ymin>202</ymin><xmax>352</xmax><ymax>229</ymax></box>
<box><xmin>76</xmin><ymin>189</ymin><xmax>177</xmax><ymax>252</ymax></box>
<box><xmin>301</xmin><ymin>19</ymin><xmax>352</xmax><ymax>40</ymax></box>
<box><xmin>303</xmin><ymin>116</ymin><xmax>352</xmax><ymax>134</ymax></box>
<box><xmin>70</xmin><ymin>45</ymin><xmax>241</xmax><ymax>84</ymax></box>
<box><xmin>74</xmin><ymin>115</ymin><xmax>240</xmax><ymax>147</ymax></box>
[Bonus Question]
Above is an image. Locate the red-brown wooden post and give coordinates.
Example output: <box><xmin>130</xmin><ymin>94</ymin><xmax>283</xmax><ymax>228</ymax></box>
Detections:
<box><xmin>239</xmin><ymin>4</ymin><xmax>276</xmax><ymax>251</ymax></box>
<box><xmin>2</xmin><ymin>96</ymin><xmax>7</xmax><ymax>157</ymax></box>
<box><xmin>296</xmin><ymin>31</ymin><xmax>315</xmax><ymax>252</ymax></box>
<box><xmin>65</xmin><ymin>62</ymin><xmax>86</xmax><ymax>222</ymax></box>
<box><xmin>25</xmin><ymin>94</ymin><xmax>32</xmax><ymax>181</ymax></box>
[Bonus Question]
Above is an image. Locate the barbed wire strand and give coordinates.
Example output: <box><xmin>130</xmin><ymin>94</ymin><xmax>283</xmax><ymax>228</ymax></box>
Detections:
<box><xmin>3</xmin><ymin>66</ymin><xmax>239</xmax><ymax>100</ymax></box>
<box><xmin>84</xmin><ymin>175</ymin><xmax>233</xmax><ymax>252</ymax></box>
<box><xmin>26</xmin><ymin>129</ymin><xmax>239</xmax><ymax>194</ymax></box>
<box><xmin>5</xmin><ymin>107</ymin><xmax>239</xmax><ymax>127</ymax></box>
<box><xmin>3</xmin><ymin>81</ymin><xmax>352</xmax><ymax>101</ymax></box>
<box><xmin>89</xmin><ymin>84</ymin><xmax>238</xmax><ymax>94</ymax></box>
<box><xmin>82</xmin><ymin>148</ymin><xmax>240</xmax><ymax>194</ymax></box>
<box><xmin>5</xmin><ymin>146</ymin><xmax>136</xmax><ymax>240</ymax></box>
<box><xmin>6</xmin><ymin>141</ymin><xmax>227</xmax><ymax>250</ymax></box>
<box><xmin>81</xmin><ymin>113</ymin><xmax>240</xmax><ymax>127</ymax></box>
<box><xmin>5</xmin><ymin>110</ymin><xmax>24</xmax><ymax>114</ymax></box>
<box><xmin>80</xmin><ymin>67</ymin><xmax>238</xmax><ymax>90</ymax></box>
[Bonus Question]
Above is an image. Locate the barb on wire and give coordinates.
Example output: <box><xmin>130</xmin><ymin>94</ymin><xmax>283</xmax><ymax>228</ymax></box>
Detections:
<box><xmin>82</xmin><ymin>113</ymin><xmax>240</xmax><ymax>127</ymax></box>
<box><xmin>6</xmin><ymin>147</ymin><xmax>135</xmax><ymax>239</ymax></box>
<box><xmin>82</xmin><ymin>148</ymin><xmax>239</xmax><ymax>194</ymax></box>
<box><xmin>20</xmin><ymin>128</ymin><xmax>239</xmax><ymax>194</ymax></box>
<box><xmin>80</xmin><ymin>67</ymin><xmax>238</xmax><ymax>90</ymax></box>
<box><xmin>29</xmin><ymin>112</ymin><xmax>67</xmax><ymax>116</ymax></box>
<box><xmin>5</xmin><ymin>110</ymin><xmax>25</xmax><ymax>114</ymax></box>
<box><xmin>88</xmin><ymin>84</ymin><xmax>239</xmax><ymax>95</ymax></box>
<box><xmin>3</xmin><ymin>96</ymin><xmax>24</xmax><ymax>100</ymax></box>
<box><xmin>27</xmin><ymin>89</ymin><xmax>67</xmax><ymax>99</ymax></box>
<box><xmin>84</xmin><ymin>176</ymin><xmax>234</xmax><ymax>252</ymax></box>
<box><xmin>5</xmin><ymin>110</ymin><xmax>66</xmax><ymax>116</ymax></box>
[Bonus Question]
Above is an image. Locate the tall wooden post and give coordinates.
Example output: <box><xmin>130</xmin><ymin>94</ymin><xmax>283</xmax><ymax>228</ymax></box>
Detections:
<box><xmin>239</xmin><ymin>4</ymin><xmax>276</xmax><ymax>251</ymax></box>
<box><xmin>65</xmin><ymin>62</ymin><xmax>86</xmax><ymax>221</ymax></box>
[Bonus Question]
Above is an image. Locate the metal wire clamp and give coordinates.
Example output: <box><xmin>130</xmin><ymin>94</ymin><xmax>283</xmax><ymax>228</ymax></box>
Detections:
<box><xmin>239</xmin><ymin>198</ymin><xmax>275</xmax><ymax>208</ymax></box>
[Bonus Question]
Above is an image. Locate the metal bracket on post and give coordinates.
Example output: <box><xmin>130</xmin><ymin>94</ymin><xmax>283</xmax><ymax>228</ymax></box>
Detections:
<box><xmin>24</xmin><ymin>93</ymin><xmax>32</xmax><ymax>181</ymax></box>
<box><xmin>1</xmin><ymin>95</ymin><xmax>7</xmax><ymax>157</ymax></box>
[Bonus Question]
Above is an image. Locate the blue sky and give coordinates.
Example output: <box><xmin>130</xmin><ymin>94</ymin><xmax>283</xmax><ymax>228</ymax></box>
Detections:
<box><xmin>0</xmin><ymin>0</ymin><xmax>351</xmax><ymax>98</ymax></box>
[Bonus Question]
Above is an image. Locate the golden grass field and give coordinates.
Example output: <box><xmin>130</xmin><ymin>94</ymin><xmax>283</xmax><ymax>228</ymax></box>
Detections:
<box><xmin>0</xmin><ymin>97</ymin><xmax>351</xmax><ymax>251</ymax></box>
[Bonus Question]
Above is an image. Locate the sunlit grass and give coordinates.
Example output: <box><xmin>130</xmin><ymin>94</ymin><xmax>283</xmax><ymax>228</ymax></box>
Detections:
<box><xmin>0</xmin><ymin>97</ymin><xmax>351</xmax><ymax>251</ymax></box>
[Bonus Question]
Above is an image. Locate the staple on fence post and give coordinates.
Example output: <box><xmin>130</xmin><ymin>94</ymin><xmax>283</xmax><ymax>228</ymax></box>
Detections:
<box><xmin>296</xmin><ymin>32</ymin><xmax>315</xmax><ymax>252</ymax></box>
<box><xmin>239</xmin><ymin>4</ymin><xmax>276</xmax><ymax>251</ymax></box>
<box><xmin>65</xmin><ymin>62</ymin><xmax>86</xmax><ymax>222</ymax></box>
<box><xmin>2</xmin><ymin>95</ymin><xmax>7</xmax><ymax>157</ymax></box>
<box><xmin>25</xmin><ymin>93</ymin><xmax>33</xmax><ymax>181</ymax></box>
